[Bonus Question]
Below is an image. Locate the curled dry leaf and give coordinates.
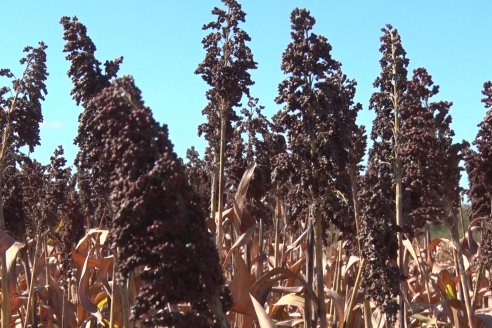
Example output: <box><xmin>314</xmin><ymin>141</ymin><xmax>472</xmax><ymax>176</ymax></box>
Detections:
<box><xmin>343</xmin><ymin>255</ymin><xmax>360</xmax><ymax>277</ymax></box>
<box><xmin>75</xmin><ymin>229</ymin><xmax>110</xmax><ymax>254</ymax></box>
<box><xmin>427</xmin><ymin>238</ymin><xmax>455</xmax><ymax>254</ymax></box>
<box><xmin>234</xmin><ymin>163</ymin><xmax>257</xmax><ymax>231</ymax></box>
<box><xmin>271</xmin><ymin>293</ymin><xmax>305</xmax><ymax>327</ymax></box>
<box><xmin>274</xmin><ymin>293</ymin><xmax>305</xmax><ymax>314</ymax></box>
<box><xmin>461</xmin><ymin>217</ymin><xmax>486</xmax><ymax>258</ymax></box>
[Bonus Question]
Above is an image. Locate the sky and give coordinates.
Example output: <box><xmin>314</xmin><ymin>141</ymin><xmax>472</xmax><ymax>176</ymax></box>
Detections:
<box><xmin>1</xmin><ymin>1</ymin><xmax>491</xmax><ymax>175</ymax></box>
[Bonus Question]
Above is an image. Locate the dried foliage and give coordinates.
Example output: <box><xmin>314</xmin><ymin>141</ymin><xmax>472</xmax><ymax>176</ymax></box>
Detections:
<box><xmin>1</xmin><ymin>6</ymin><xmax>492</xmax><ymax>328</ymax></box>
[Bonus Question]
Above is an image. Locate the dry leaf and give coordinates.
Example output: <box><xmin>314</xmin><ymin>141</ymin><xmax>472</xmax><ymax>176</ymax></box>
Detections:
<box><xmin>250</xmin><ymin>292</ymin><xmax>276</xmax><ymax>328</ymax></box>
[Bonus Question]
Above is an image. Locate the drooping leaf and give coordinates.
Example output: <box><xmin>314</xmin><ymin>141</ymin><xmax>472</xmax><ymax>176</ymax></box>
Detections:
<box><xmin>230</xmin><ymin>252</ymin><xmax>255</xmax><ymax>317</ymax></box>
<box><xmin>274</xmin><ymin>293</ymin><xmax>305</xmax><ymax>309</ymax></box>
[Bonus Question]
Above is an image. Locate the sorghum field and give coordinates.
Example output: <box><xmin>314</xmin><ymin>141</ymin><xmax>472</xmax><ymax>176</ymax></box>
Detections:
<box><xmin>0</xmin><ymin>1</ymin><xmax>491</xmax><ymax>327</ymax></box>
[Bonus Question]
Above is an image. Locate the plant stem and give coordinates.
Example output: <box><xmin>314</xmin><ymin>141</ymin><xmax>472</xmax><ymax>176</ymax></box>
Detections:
<box><xmin>0</xmin><ymin>136</ymin><xmax>9</xmax><ymax>328</ymax></box>
<box><xmin>414</xmin><ymin>239</ymin><xmax>438</xmax><ymax>328</ymax></box>
<box><xmin>217</xmin><ymin>110</ymin><xmax>227</xmax><ymax>259</ymax></box>
<box><xmin>329</xmin><ymin>241</ymin><xmax>340</xmax><ymax>319</ymax></box>
<box><xmin>258</xmin><ymin>217</ymin><xmax>263</xmax><ymax>280</ymax></box>
<box><xmin>363</xmin><ymin>300</ymin><xmax>372</xmax><ymax>328</ymax></box>
<box><xmin>343</xmin><ymin>258</ymin><xmax>367</xmax><ymax>328</ymax></box>
<box><xmin>305</xmin><ymin>221</ymin><xmax>314</xmax><ymax>328</ymax></box>
<box><xmin>451</xmin><ymin>220</ymin><xmax>474</xmax><ymax>328</ymax></box>
<box><xmin>120</xmin><ymin>280</ymin><xmax>130</xmax><ymax>328</ymax></box>
<box><xmin>210</xmin><ymin>159</ymin><xmax>217</xmax><ymax>228</ymax></box>
<box><xmin>109</xmin><ymin>260</ymin><xmax>116</xmax><ymax>328</ymax></box>
<box><xmin>0</xmin><ymin>85</ymin><xmax>22</xmax><ymax>328</ymax></box>
<box><xmin>209</xmin><ymin>291</ymin><xmax>230</xmax><ymax>328</ymax></box>
<box><xmin>21</xmin><ymin>249</ymin><xmax>37</xmax><ymax>327</ymax></box>
<box><xmin>472</xmin><ymin>263</ymin><xmax>483</xmax><ymax>309</ymax></box>
<box><xmin>349</xmin><ymin>167</ymin><xmax>371</xmax><ymax>327</ymax></box>
<box><xmin>0</xmin><ymin>242</ymin><xmax>8</xmax><ymax>328</ymax></box>
<box><xmin>0</xmin><ymin>179</ymin><xmax>9</xmax><ymax>328</ymax></box>
<box><xmin>23</xmin><ymin>237</ymin><xmax>40</xmax><ymax>328</ymax></box>
<box><xmin>311</xmin><ymin>203</ymin><xmax>327</xmax><ymax>328</ymax></box>
<box><xmin>274</xmin><ymin>208</ymin><xmax>279</xmax><ymax>269</ymax></box>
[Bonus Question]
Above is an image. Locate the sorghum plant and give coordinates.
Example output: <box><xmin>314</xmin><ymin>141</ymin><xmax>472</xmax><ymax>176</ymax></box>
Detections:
<box><xmin>88</xmin><ymin>76</ymin><xmax>231</xmax><ymax>326</ymax></box>
<box><xmin>359</xmin><ymin>24</ymin><xmax>408</xmax><ymax>325</ymax></box>
<box><xmin>274</xmin><ymin>8</ymin><xmax>365</xmax><ymax>327</ymax></box>
<box><xmin>0</xmin><ymin>41</ymin><xmax>48</xmax><ymax>328</ymax></box>
<box><xmin>196</xmin><ymin>0</ymin><xmax>257</xmax><ymax>254</ymax></box>
<box><xmin>0</xmin><ymin>42</ymin><xmax>49</xmax><ymax>245</ymax></box>
<box><xmin>239</xmin><ymin>97</ymin><xmax>284</xmax><ymax>220</ymax></box>
<box><xmin>63</xmin><ymin>16</ymin><xmax>231</xmax><ymax>326</ymax></box>
<box><xmin>185</xmin><ymin>146</ymin><xmax>213</xmax><ymax>217</ymax></box>
<box><xmin>361</xmin><ymin>25</ymin><xmax>468</xmax><ymax>326</ymax></box>
<box><xmin>400</xmin><ymin>68</ymin><xmax>444</xmax><ymax>235</ymax></box>
<box><xmin>467</xmin><ymin>81</ymin><xmax>492</xmax><ymax>276</ymax></box>
<box><xmin>61</xmin><ymin>16</ymin><xmax>123</xmax><ymax>228</ymax></box>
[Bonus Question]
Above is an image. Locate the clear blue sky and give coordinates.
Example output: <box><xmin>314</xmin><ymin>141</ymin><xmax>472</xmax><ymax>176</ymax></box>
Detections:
<box><xmin>1</xmin><ymin>1</ymin><xmax>491</xmax><ymax>170</ymax></box>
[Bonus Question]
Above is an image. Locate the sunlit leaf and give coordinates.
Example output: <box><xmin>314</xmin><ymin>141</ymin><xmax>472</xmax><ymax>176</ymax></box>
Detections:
<box><xmin>274</xmin><ymin>293</ymin><xmax>305</xmax><ymax>309</ymax></box>
<box><xmin>250</xmin><ymin>293</ymin><xmax>276</xmax><ymax>328</ymax></box>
